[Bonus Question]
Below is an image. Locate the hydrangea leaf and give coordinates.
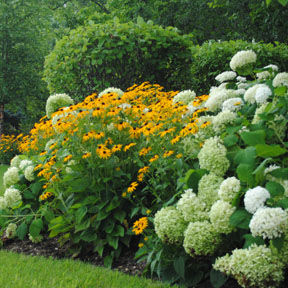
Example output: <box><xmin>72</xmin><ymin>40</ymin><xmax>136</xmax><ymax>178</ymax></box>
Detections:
<box><xmin>240</xmin><ymin>130</ymin><xmax>266</xmax><ymax>146</ymax></box>
<box><xmin>29</xmin><ymin>218</ymin><xmax>43</xmax><ymax>238</ymax></box>
<box><xmin>243</xmin><ymin>234</ymin><xmax>265</xmax><ymax>248</ymax></box>
<box><xmin>230</xmin><ymin>208</ymin><xmax>252</xmax><ymax>229</ymax></box>
<box><xmin>210</xmin><ymin>269</ymin><xmax>228</xmax><ymax>288</ymax></box>
<box><xmin>16</xmin><ymin>222</ymin><xmax>27</xmax><ymax>240</ymax></box>
<box><xmin>265</xmin><ymin>181</ymin><xmax>285</xmax><ymax>197</ymax></box>
<box><xmin>255</xmin><ymin>144</ymin><xmax>287</xmax><ymax>158</ymax></box>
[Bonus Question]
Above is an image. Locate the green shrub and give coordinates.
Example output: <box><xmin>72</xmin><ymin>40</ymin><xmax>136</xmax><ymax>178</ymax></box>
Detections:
<box><xmin>44</xmin><ymin>18</ymin><xmax>194</xmax><ymax>100</ymax></box>
<box><xmin>190</xmin><ymin>40</ymin><xmax>288</xmax><ymax>94</ymax></box>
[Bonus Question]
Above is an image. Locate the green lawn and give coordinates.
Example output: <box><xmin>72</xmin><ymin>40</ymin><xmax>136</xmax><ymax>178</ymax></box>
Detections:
<box><xmin>0</xmin><ymin>165</ymin><xmax>8</xmax><ymax>196</ymax></box>
<box><xmin>0</xmin><ymin>250</ymin><xmax>174</xmax><ymax>288</ymax></box>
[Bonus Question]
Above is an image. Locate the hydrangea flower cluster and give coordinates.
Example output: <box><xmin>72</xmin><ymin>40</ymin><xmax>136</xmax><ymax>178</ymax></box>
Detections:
<box><xmin>222</xmin><ymin>97</ymin><xmax>244</xmax><ymax>112</ymax></box>
<box><xmin>212</xmin><ymin>111</ymin><xmax>237</xmax><ymax>134</ymax></box>
<box><xmin>198</xmin><ymin>137</ymin><xmax>230</xmax><ymax>176</ymax></box>
<box><xmin>176</xmin><ymin>189</ymin><xmax>208</xmax><ymax>222</ymax></box>
<box><xmin>229</xmin><ymin>50</ymin><xmax>257</xmax><ymax>72</ymax></box>
<box><xmin>154</xmin><ymin>206</ymin><xmax>187</xmax><ymax>245</ymax></box>
<box><xmin>24</xmin><ymin>166</ymin><xmax>35</xmax><ymax>182</ymax></box>
<box><xmin>254</xmin><ymin>85</ymin><xmax>272</xmax><ymax>104</ymax></box>
<box><xmin>272</xmin><ymin>72</ymin><xmax>288</xmax><ymax>87</ymax></box>
<box><xmin>4</xmin><ymin>187</ymin><xmax>22</xmax><ymax>208</ymax></box>
<box><xmin>19</xmin><ymin>160</ymin><xmax>33</xmax><ymax>171</ymax></box>
<box><xmin>172</xmin><ymin>90</ymin><xmax>196</xmax><ymax>105</ymax></box>
<box><xmin>244</xmin><ymin>84</ymin><xmax>268</xmax><ymax>104</ymax></box>
<box><xmin>249</xmin><ymin>207</ymin><xmax>288</xmax><ymax>239</ymax></box>
<box><xmin>10</xmin><ymin>155</ymin><xmax>22</xmax><ymax>168</ymax></box>
<box><xmin>183</xmin><ymin>221</ymin><xmax>221</xmax><ymax>257</ymax></box>
<box><xmin>98</xmin><ymin>87</ymin><xmax>124</xmax><ymax>98</ymax></box>
<box><xmin>3</xmin><ymin>167</ymin><xmax>20</xmax><ymax>188</ymax></box>
<box><xmin>198</xmin><ymin>173</ymin><xmax>223</xmax><ymax>208</ymax></box>
<box><xmin>209</xmin><ymin>200</ymin><xmax>235</xmax><ymax>234</ymax></box>
<box><xmin>244</xmin><ymin>186</ymin><xmax>270</xmax><ymax>214</ymax></box>
<box><xmin>46</xmin><ymin>93</ymin><xmax>74</xmax><ymax>118</ymax></box>
<box><xmin>218</xmin><ymin>177</ymin><xmax>241</xmax><ymax>203</ymax></box>
<box><xmin>215</xmin><ymin>71</ymin><xmax>237</xmax><ymax>83</ymax></box>
<box><xmin>213</xmin><ymin>244</ymin><xmax>284</xmax><ymax>288</ymax></box>
<box><xmin>5</xmin><ymin>223</ymin><xmax>17</xmax><ymax>239</ymax></box>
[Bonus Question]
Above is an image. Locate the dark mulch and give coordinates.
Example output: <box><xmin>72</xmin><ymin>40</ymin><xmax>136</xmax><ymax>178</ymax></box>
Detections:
<box><xmin>1</xmin><ymin>236</ymin><xmax>241</xmax><ymax>288</ymax></box>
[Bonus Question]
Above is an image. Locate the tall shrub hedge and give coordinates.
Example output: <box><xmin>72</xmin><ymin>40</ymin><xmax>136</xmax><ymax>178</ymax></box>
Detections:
<box><xmin>44</xmin><ymin>18</ymin><xmax>194</xmax><ymax>99</ymax></box>
<box><xmin>190</xmin><ymin>40</ymin><xmax>288</xmax><ymax>94</ymax></box>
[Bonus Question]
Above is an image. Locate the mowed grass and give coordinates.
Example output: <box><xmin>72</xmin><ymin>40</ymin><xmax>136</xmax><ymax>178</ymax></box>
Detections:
<box><xmin>0</xmin><ymin>165</ymin><xmax>8</xmax><ymax>196</ymax></box>
<box><xmin>0</xmin><ymin>250</ymin><xmax>175</xmax><ymax>288</ymax></box>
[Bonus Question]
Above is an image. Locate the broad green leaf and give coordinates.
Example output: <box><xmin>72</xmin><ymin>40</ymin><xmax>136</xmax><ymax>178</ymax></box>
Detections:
<box><xmin>104</xmin><ymin>255</ymin><xmax>113</xmax><ymax>268</ymax></box>
<box><xmin>112</xmin><ymin>225</ymin><xmax>125</xmax><ymax>237</ymax></box>
<box><xmin>230</xmin><ymin>208</ymin><xmax>252</xmax><ymax>229</ymax></box>
<box><xmin>255</xmin><ymin>144</ymin><xmax>287</xmax><ymax>158</ymax></box>
<box><xmin>234</xmin><ymin>147</ymin><xmax>256</xmax><ymax>166</ymax></box>
<box><xmin>276</xmin><ymin>198</ymin><xmax>288</xmax><ymax>209</ymax></box>
<box><xmin>16</xmin><ymin>222</ymin><xmax>27</xmax><ymax>240</ymax></box>
<box><xmin>107</xmin><ymin>235</ymin><xmax>119</xmax><ymax>250</ymax></box>
<box><xmin>113</xmin><ymin>210</ymin><xmax>126</xmax><ymax>222</ymax></box>
<box><xmin>97</xmin><ymin>209</ymin><xmax>110</xmax><ymax>221</ymax></box>
<box><xmin>75</xmin><ymin>206</ymin><xmax>87</xmax><ymax>224</ymax></box>
<box><xmin>278</xmin><ymin>0</ymin><xmax>288</xmax><ymax>6</ymax></box>
<box><xmin>106</xmin><ymin>197</ymin><xmax>119</xmax><ymax>212</ymax></box>
<box><xmin>30</xmin><ymin>182</ymin><xmax>42</xmax><ymax>195</ymax></box>
<box><xmin>80</xmin><ymin>230</ymin><xmax>97</xmax><ymax>242</ymax></box>
<box><xmin>104</xmin><ymin>219</ymin><xmax>115</xmax><ymax>234</ymax></box>
<box><xmin>243</xmin><ymin>234</ymin><xmax>265</xmax><ymax>248</ymax></box>
<box><xmin>210</xmin><ymin>269</ymin><xmax>228</xmax><ymax>288</ymax></box>
<box><xmin>173</xmin><ymin>256</ymin><xmax>185</xmax><ymax>279</ymax></box>
<box><xmin>272</xmin><ymin>235</ymin><xmax>285</xmax><ymax>251</ymax></box>
<box><xmin>29</xmin><ymin>219</ymin><xmax>43</xmax><ymax>238</ymax></box>
<box><xmin>23</xmin><ymin>190</ymin><xmax>34</xmax><ymax>200</ymax></box>
<box><xmin>265</xmin><ymin>181</ymin><xmax>284</xmax><ymax>197</ymax></box>
<box><xmin>274</xmin><ymin>86</ymin><xmax>287</xmax><ymax>96</ymax></box>
<box><xmin>223</xmin><ymin>134</ymin><xmax>238</xmax><ymax>147</ymax></box>
<box><xmin>236</xmin><ymin>164</ymin><xmax>255</xmax><ymax>187</ymax></box>
<box><xmin>185</xmin><ymin>169</ymin><xmax>208</xmax><ymax>192</ymax></box>
<box><xmin>44</xmin><ymin>209</ymin><xmax>55</xmax><ymax>222</ymax></box>
<box><xmin>270</xmin><ymin>168</ymin><xmax>288</xmax><ymax>179</ymax></box>
<box><xmin>75</xmin><ymin>219</ymin><xmax>90</xmax><ymax>232</ymax></box>
<box><xmin>240</xmin><ymin>130</ymin><xmax>265</xmax><ymax>146</ymax></box>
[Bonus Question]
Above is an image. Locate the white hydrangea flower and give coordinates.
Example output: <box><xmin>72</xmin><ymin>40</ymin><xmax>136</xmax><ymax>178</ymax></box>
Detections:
<box><xmin>244</xmin><ymin>84</ymin><xmax>268</xmax><ymax>104</ymax></box>
<box><xmin>249</xmin><ymin>207</ymin><xmax>288</xmax><ymax>239</ymax></box>
<box><xmin>205</xmin><ymin>88</ymin><xmax>237</xmax><ymax>112</ymax></box>
<box><xmin>172</xmin><ymin>90</ymin><xmax>196</xmax><ymax>105</ymax></box>
<box><xmin>3</xmin><ymin>167</ymin><xmax>20</xmax><ymax>188</ymax></box>
<box><xmin>230</xmin><ymin>50</ymin><xmax>257</xmax><ymax>71</ymax></box>
<box><xmin>222</xmin><ymin>98</ymin><xmax>244</xmax><ymax>112</ymax></box>
<box><xmin>24</xmin><ymin>166</ymin><xmax>35</xmax><ymax>182</ymax></box>
<box><xmin>4</xmin><ymin>187</ymin><xmax>22</xmax><ymax>208</ymax></box>
<box><xmin>215</xmin><ymin>71</ymin><xmax>237</xmax><ymax>83</ymax></box>
<box><xmin>212</xmin><ymin>111</ymin><xmax>237</xmax><ymax>134</ymax></box>
<box><xmin>209</xmin><ymin>200</ymin><xmax>236</xmax><ymax>234</ymax></box>
<box><xmin>198</xmin><ymin>173</ymin><xmax>223</xmax><ymax>208</ymax></box>
<box><xmin>6</xmin><ymin>223</ymin><xmax>17</xmax><ymax>239</ymax></box>
<box><xmin>118</xmin><ymin>103</ymin><xmax>131</xmax><ymax>110</ymax></box>
<box><xmin>256</xmin><ymin>71</ymin><xmax>271</xmax><ymax>80</ymax></box>
<box><xmin>235</xmin><ymin>89</ymin><xmax>246</xmax><ymax>96</ymax></box>
<box><xmin>198</xmin><ymin>137</ymin><xmax>230</xmax><ymax>176</ymax></box>
<box><xmin>264</xmin><ymin>64</ymin><xmax>279</xmax><ymax>72</ymax></box>
<box><xmin>0</xmin><ymin>197</ymin><xmax>7</xmax><ymax>210</ymax></box>
<box><xmin>46</xmin><ymin>93</ymin><xmax>74</xmax><ymax>119</ymax></box>
<box><xmin>218</xmin><ymin>177</ymin><xmax>241</xmax><ymax>203</ymax></box>
<box><xmin>213</xmin><ymin>244</ymin><xmax>284</xmax><ymax>288</ymax></box>
<box><xmin>255</xmin><ymin>85</ymin><xmax>272</xmax><ymax>104</ymax></box>
<box><xmin>183</xmin><ymin>221</ymin><xmax>222</xmax><ymax>257</ymax></box>
<box><xmin>252</xmin><ymin>103</ymin><xmax>268</xmax><ymax>124</ymax></box>
<box><xmin>176</xmin><ymin>189</ymin><xmax>208</xmax><ymax>222</ymax></box>
<box><xmin>272</xmin><ymin>72</ymin><xmax>288</xmax><ymax>87</ymax></box>
<box><xmin>98</xmin><ymin>87</ymin><xmax>124</xmax><ymax>98</ymax></box>
<box><xmin>237</xmin><ymin>82</ymin><xmax>249</xmax><ymax>89</ymax></box>
<box><xmin>10</xmin><ymin>155</ymin><xmax>22</xmax><ymax>168</ymax></box>
<box><xmin>244</xmin><ymin>186</ymin><xmax>270</xmax><ymax>214</ymax></box>
<box><xmin>236</xmin><ymin>76</ymin><xmax>246</xmax><ymax>82</ymax></box>
<box><xmin>19</xmin><ymin>160</ymin><xmax>33</xmax><ymax>171</ymax></box>
<box><xmin>154</xmin><ymin>206</ymin><xmax>187</xmax><ymax>245</ymax></box>
<box><xmin>45</xmin><ymin>139</ymin><xmax>56</xmax><ymax>151</ymax></box>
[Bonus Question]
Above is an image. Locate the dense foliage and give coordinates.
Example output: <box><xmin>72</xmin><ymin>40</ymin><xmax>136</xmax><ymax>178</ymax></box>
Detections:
<box><xmin>44</xmin><ymin>18</ymin><xmax>194</xmax><ymax>100</ymax></box>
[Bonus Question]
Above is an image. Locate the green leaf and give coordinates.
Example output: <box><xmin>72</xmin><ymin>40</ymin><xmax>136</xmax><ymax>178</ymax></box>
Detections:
<box><xmin>80</xmin><ymin>230</ymin><xmax>97</xmax><ymax>242</ymax></box>
<box><xmin>104</xmin><ymin>255</ymin><xmax>113</xmax><ymax>268</ymax></box>
<box><xmin>240</xmin><ymin>130</ymin><xmax>265</xmax><ymax>146</ymax></box>
<box><xmin>272</xmin><ymin>235</ymin><xmax>285</xmax><ymax>251</ymax></box>
<box><xmin>223</xmin><ymin>134</ymin><xmax>238</xmax><ymax>147</ymax></box>
<box><xmin>16</xmin><ymin>222</ymin><xmax>27</xmax><ymax>240</ymax></box>
<box><xmin>265</xmin><ymin>181</ymin><xmax>284</xmax><ymax>197</ymax></box>
<box><xmin>230</xmin><ymin>208</ymin><xmax>252</xmax><ymax>229</ymax></box>
<box><xmin>107</xmin><ymin>235</ymin><xmax>119</xmax><ymax>249</ymax></box>
<box><xmin>75</xmin><ymin>206</ymin><xmax>87</xmax><ymax>224</ymax></box>
<box><xmin>30</xmin><ymin>182</ymin><xmax>42</xmax><ymax>195</ymax></box>
<box><xmin>113</xmin><ymin>210</ymin><xmax>126</xmax><ymax>223</ymax></box>
<box><xmin>112</xmin><ymin>225</ymin><xmax>125</xmax><ymax>237</ymax></box>
<box><xmin>185</xmin><ymin>169</ymin><xmax>208</xmax><ymax>193</ymax></box>
<box><xmin>274</xmin><ymin>86</ymin><xmax>287</xmax><ymax>96</ymax></box>
<box><xmin>234</xmin><ymin>147</ymin><xmax>256</xmax><ymax>166</ymax></box>
<box><xmin>106</xmin><ymin>197</ymin><xmax>119</xmax><ymax>212</ymax></box>
<box><xmin>75</xmin><ymin>219</ymin><xmax>90</xmax><ymax>232</ymax></box>
<box><xmin>255</xmin><ymin>144</ymin><xmax>287</xmax><ymax>158</ymax></box>
<box><xmin>104</xmin><ymin>219</ymin><xmax>115</xmax><ymax>234</ymax></box>
<box><xmin>276</xmin><ymin>198</ymin><xmax>288</xmax><ymax>209</ymax></box>
<box><xmin>266</xmin><ymin>0</ymin><xmax>272</xmax><ymax>6</ymax></box>
<box><xmin>270</xmin><ymin>168</ymin><xmax>288</xmax><ymax>179</ymax></box>
<box><xmin>97</xmin><ymin>209</ymin><xmax>110</xmax><ymax>221</ymax></box>
<box><xmin>236</xmin><ymin>164</ymin><xmax>255</xmax><ymax>187</ymax></box>
<box><xmin>44</xmin><ymin>209</ymin><xmax>55</xmax><ymax>222</ymax></box>
<box><xmin>278</xmin><ymin>0</ymin><xmax>288</xmax><ymax>6</ymax></box>
<box><xmin>130</xmin><ymin>207</ymin><xmax>140</xmax><ymax>218</ymax></box>
<box><xmin>23</xmin><ymin>190</ymin><xmax>34</xmax><ymax>200</ymax></box>
<box><xmin>210</xmin><ymin>269</ymin><xmax>228</xmax><ymax>288</ymax></box>
<box><xmin>29</xmin><ymin>219</ymin><xmax>43</xmax><ymax>238</ymax></box>
<box><xmin>243</xmin><ymin>234</ymin><xmax>265</xmax><ymax>248</ymax></box>
<box><xmin>173</xmin><ymin>256</ymin><xmax>185</xmax><ymax>279</ymax></box>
